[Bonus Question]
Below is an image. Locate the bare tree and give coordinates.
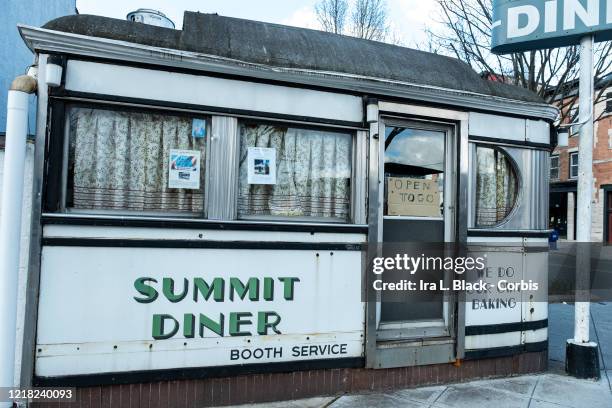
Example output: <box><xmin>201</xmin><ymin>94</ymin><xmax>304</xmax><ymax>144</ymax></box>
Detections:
<box><xmin>315</xmin><ymin>0</ymin><xmax>390</xmax><ymax>42</ymax></box>
<box><xmin>427</xmin><ymin>0</ymin><xmax>612</xmax><ymax>124</ymax></box>
<box><xmin>350</xmin><ymin>0</ymin><xmax>388</xmax><ymax>41</ymax></box>
<box><xmin>315</xmin><ymin>0</ymin><xmax>349</xmax><ymax>35</ymax></box>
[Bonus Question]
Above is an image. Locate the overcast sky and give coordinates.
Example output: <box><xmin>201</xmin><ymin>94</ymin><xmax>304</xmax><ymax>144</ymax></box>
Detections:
<box><xmin>76</xmin><ymin>0</ymin><xmax>440</xmax><ymax>46</ymax></box>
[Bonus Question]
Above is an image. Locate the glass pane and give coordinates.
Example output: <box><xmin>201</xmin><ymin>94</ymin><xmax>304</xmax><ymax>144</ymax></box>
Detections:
<box><xmin>237</xmin><ymin>123</ymin><xmax>352</xmax><ymax>221</ymax></box>
<box><xmin>384</xmin><ymin>126</ymin><xmax>445</xmax><ymax>218</ymax></box>
<box><xmin>67</xmin><ymin>107</ymin><xmax>207</xmax><ymax>215</ymax></box>
<box><xmin>570</xmin><ymin>154</ymin><xmax>579</xmax><ymax>178</ymax></box>
<box><xmin>475</xmin><ymin>146</ymin><xmax>519</xmax><ymax>227</ymax></box>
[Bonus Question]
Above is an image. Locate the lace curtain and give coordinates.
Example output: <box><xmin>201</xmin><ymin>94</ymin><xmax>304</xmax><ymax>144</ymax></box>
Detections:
<box><xmin>475</xmin><ymin>146</ymin><xmax>518</xmax><ymax>227</ymax></box>
<box><xmin>68</xmin><ymin>107</ymin><xmax>206</xmax><ymax>214</ymax></box>
<box><xmin>238</xmin><ymin>124</ymin><xmax>352</xmax><ymax>220</ymax></box>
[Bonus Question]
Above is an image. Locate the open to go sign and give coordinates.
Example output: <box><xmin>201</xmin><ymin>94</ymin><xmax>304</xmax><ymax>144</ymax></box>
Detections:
<box><xmin>387</xmin><ymin>177</ymin><xmax>441</xmax><ymax>218</ymax></box>
<box><xmin>492</xmin><ymin>0</ymin><xmax>612</xmax><ymax>54</ymax></box>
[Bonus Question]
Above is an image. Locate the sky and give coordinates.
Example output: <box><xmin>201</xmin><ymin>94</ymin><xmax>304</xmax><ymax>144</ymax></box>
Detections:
<box><xmin>76</xmin><ymin>0</ymin><xmax>440</xmax><ymax>46</ymax></box>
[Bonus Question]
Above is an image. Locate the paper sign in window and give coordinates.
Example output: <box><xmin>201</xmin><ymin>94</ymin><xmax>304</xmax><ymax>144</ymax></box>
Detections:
<box><xmin>247</xmin><ymin>147</ymin><xmax>277</xmax><ymax>185</ymax></box>
<box><xmin>387</xmin><ymin>177</ymin><xmax>441</xmax><ymax>217</ymax></box>
<box><xmin>168</xmin><ymin>149</ymin><xmax>201</xmax><ymax>189</ymax></box>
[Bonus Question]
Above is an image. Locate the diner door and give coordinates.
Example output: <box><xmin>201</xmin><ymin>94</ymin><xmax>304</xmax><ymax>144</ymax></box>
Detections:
<box><xmin>378</xmin><ymin>118</ymin><xmax>456</xmax><ymax>340</ymax></box>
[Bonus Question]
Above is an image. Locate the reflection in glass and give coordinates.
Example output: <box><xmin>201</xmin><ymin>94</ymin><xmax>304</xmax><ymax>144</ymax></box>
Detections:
<box><xmin>384</xmin><ymin>127</ymin><xmax>445</xmax><ymax>218</ymax></box>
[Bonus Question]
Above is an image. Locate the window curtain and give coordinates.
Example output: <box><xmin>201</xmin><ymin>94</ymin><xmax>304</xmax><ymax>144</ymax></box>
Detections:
<box><xmin>475</xmin><ymin>147</ymin><xmax>517</xmax><ymax>227</ymax></box>
<box><xmin>238</xmin><ymin>124</ymin><xmax>352</xmax><ymax>220</ymax></box>
<box><xmin>68</xmin><ymin>108</ymin><xmax>206</xmax><ymax>214</ymax></box>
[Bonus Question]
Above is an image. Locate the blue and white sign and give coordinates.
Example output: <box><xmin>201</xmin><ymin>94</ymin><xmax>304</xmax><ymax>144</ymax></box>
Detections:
<box><xmin>492</xmin><ymin>0</ymin><xmax>612</xmax><ymax>54</ymax></box>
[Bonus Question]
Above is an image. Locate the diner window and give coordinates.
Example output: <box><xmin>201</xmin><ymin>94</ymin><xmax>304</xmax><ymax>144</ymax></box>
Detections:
<box><xmin>66</xmin><ymin>106</ymin><xmax>208</xmax><ymax>216</ymax></box>
<box><xmin>569</xmin><ymin>152</ymin><xmax>579</xmax><ymax>179</ymax></box>
<box><xmin>474</xmin><ymin>146</ymin><xmax>519</xmax><ymax>227</ymax></box>
<box><xmin>550</xmin><ymin>155</ymin><xmax>559</xmax><ymax>180</ymax></box>
<box><xmin>237</xmin><ymin>122</ymin><xmax>352</xmax><ymax>222</ymax></box>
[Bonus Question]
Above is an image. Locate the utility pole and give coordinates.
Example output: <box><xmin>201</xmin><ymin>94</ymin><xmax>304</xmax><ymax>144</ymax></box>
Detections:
<box><xmin>565</xmin><ymin>34</ymin><xmax>600</xmax><ymax>380</ymax></box>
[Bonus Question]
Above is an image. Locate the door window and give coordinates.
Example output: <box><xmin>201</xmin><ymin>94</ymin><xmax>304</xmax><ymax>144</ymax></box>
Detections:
<box><xmin>384</xmin><ymin>126</ymin><xmax>445</xmax><ymax>219</ymax></box>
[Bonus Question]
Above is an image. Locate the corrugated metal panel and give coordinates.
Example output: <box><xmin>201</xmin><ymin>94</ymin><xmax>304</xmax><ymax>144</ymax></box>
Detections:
<box><xmin>207</xmin><ymin>116</ymin><xmax>238</xmax><ymax>220</ymax></box>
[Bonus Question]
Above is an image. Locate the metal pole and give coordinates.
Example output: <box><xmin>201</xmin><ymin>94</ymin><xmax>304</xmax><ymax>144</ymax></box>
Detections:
<box><xmin>0</xmin><ymin>89</ymin><xmax>30</xmax><ymax>407</ymax></box>
<box><xmin>565</xmin><ymin>34</ymin><xmax>600</xmax><ymax>380</ymax></box>
<box><xmin>574</xmin><ymin>34</ymin><xmax>594</xmax><ymax>343</ymax></box>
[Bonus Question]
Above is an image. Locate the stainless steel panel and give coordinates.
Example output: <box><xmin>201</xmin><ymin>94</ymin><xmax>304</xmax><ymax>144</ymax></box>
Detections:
<box><xmin>21</xmin><ymin>53</ymin><xmax>49</xmax><ymax>387</ymax></box>
<box><xmin>207</xmin><ymin>116</ymin><xmax>238</xmax><ymax>220</ymax></box>
<box><xmin>365</xmin><ymin>116</ymin><xmax>382</xmax><ymax>368</ymax></box>
<box><xmin>353</xmin><ymin>130</ymin><xmax>368</xmax><ymax>224</ymax></box>
<box><xmin>469</xmin><ymin>112</ymin><xmax>526</xmax><ymax>142</ymax></box>
<box><xmin>526</xmin><ymin>120</ymin><xmax>551</xmax><ymax>145</ymax></box>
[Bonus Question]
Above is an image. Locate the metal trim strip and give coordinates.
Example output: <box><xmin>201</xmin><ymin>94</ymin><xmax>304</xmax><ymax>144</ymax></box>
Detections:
<box><xmin>41</xmin><ymin>214</ymin><xmax>369</xmax><ymax>234</ymax></box>
<box><xmin>18</xmin><ymin>25</ymin><xmax>560</xmax><ymax>121</ymax></box>
<box><xmin>41</xmin><ymin>237</ymin><xmax>364</xmax><ymax>251</ymax></box>
<box><xmin>465</xmin><ymin>319</ymin><xmax>548</xmax><ymax>336</ymax></box>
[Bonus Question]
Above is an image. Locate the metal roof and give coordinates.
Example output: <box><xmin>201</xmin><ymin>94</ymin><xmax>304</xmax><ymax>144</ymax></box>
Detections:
<box><xmin>42</xmin><ymin>12</ymin><xmax>544</xmax><ymax>104</ymax></box>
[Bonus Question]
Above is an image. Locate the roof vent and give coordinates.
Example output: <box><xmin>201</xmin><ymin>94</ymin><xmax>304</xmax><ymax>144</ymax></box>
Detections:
<box><xmin>126</xmin><ymin>8</ymin><xmax>175</xmax><ymax>29</ymax></box>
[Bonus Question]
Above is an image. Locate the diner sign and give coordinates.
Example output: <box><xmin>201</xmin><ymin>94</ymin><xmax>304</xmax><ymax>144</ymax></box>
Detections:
<box><xmin>35</xmin><ymin>246</ymin><xmax>364</xmax><ymax>377</ymax></box>
<box><xmin>492</xmin><ymin>0</ymin><xmax>612</xmax><ymax>54</ymax></box>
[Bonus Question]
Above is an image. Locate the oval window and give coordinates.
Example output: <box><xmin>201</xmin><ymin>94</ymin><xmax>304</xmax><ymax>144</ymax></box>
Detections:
<box><xmin>475</xmin><ymin>146</ymin><xmax>519</xmax><ymax>227</ymax></box>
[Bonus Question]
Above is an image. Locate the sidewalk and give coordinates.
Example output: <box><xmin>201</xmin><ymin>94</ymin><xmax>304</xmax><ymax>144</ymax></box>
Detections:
<box><xmin>230</xmin><ymin>302</ymin><xmax>612</xmax><ymax>408</ymax></box>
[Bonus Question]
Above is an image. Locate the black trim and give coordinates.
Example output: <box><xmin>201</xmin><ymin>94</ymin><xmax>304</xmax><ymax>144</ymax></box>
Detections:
<box><xmin>50</xmin><ymin>90</ymin><xmax>366</xmax><ymax>130</ymax></box>
<box><xmin>42</xmin><ymin>237</ymin><xmax>363</xmax><ymax>251</ymax></box>
<box><xmin>603</xmin><ymin>185</ymin><xmax>612</xmax><ymax>245</ymax></box>
<box><xmin>464</xmin><ymin>340</ymin><xmax>547</xmax><ymax>360</ymax></box>
<box><xmin>465</xmin><ymin>319</ymin><xmax>548</xmax><ymax>336</ymax></box>
<box><xmin>468</xmin><ymin>230</ymin><xmax>551</xmax><ymax>238</ymax></box>
<box><xmin>469</xmin><ymin>135</ymin><xmax>551</xmax><ymax>151</ymax></box>
<box><xmin>44</xmin><ymin>100</ymin><xmax>66</xmax><ymax>212</ymax></box>
<box><xmin>33</xmin><ymin>357</ymin><xmax>364</xmax><ymax>387</ymax></box>
<box><xmin>41</xmin><ymin>214</ymin><xmax>369</xmax><ymax>234</ymax></box>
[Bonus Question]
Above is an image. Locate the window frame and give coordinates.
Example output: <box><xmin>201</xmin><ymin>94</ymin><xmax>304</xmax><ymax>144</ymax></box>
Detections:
<box><xmin>233</xmin><ymin>119</ymin><xmax>361</xmax><ymax>224</ymax></box>
<box><xmin>46</xmin><ymin>99</ymin><xmax>367</xmax><ymax>226</ymax></box>
<box><xmin>471</xmin><ymin>143</ymin><xmax>522</xmax><ymax>229</ymax></box>
<box><xmin>58</xmin><ymin>102</ymin><xmax>212</xmax><ymax>218</ymax></box>
<box><xmin>569</xmin><ymin>152</ymin><xmax>579</xmax><ymax>179</ymax></box>
<box><xmin>550</xmin><ymin>155</ymin><xmax>560</xmax><ymax>180</ymax></box>
<box><xmin>569</xmin><ymin>107</ymin><xmax>580</xmax><ymax>136</ymax></box>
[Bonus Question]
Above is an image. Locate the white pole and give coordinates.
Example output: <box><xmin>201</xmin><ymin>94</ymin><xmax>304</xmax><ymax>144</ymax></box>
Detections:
<box><xmin>574</xmin><ymin>34</ymin><xmax>594</xmax><ymax>344</ymax></box>
<box><xmin>0</xmin><ymin>88</ymin><xmax>30</xmax><ymax>407</ymax></box>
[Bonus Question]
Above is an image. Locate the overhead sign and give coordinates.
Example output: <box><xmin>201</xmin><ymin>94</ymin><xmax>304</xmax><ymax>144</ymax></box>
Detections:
<box><xmin>387</xmin><ymin>177</ymin><xmax>441</xmax><ymax>217</ymax></box>
<box><xmin>492</xmin><ymin>0</ymin><xmax>612</xmax><ymax>54</ymax></box>
<box><xmin>35</xmin><ymin>246</ymin><xmax>364</xmax><ymax>377</ymax></box>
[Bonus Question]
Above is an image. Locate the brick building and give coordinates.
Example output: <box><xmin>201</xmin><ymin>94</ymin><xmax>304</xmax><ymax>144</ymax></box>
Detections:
<box><xmin>549</xmin><ymin>75</ymin><xmax>612</xmax><ymax>243</ymax></box>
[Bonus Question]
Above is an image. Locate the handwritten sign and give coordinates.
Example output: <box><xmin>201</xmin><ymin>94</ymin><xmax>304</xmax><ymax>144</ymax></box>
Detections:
<box><xmin>387</xmin><ymin>177</ymin><xmax>441</xmax><ymax>217</ymax></box>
